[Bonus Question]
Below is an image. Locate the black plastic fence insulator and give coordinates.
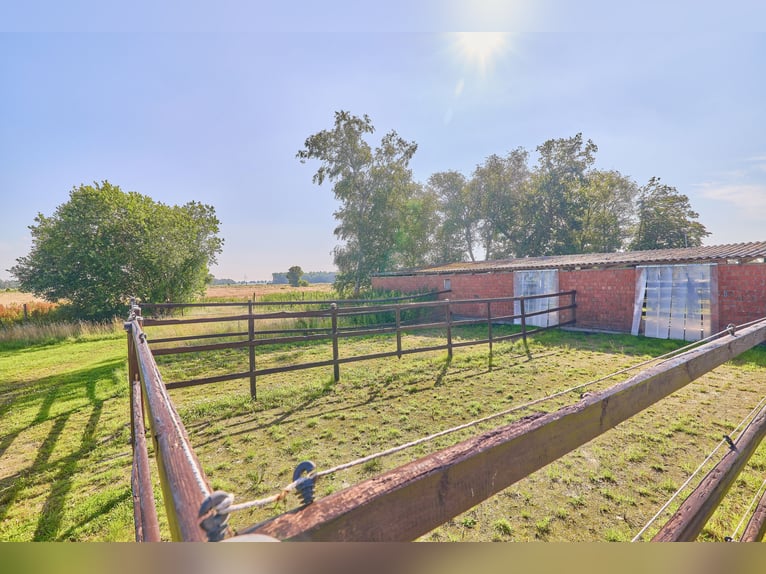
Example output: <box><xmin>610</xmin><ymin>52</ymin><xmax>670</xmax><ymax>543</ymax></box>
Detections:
<box><xmin>199</xmin><ymin>490</ymin><xmax>234</xmax><ymax>542</ymax></box>
<box><xmin>727</xmin><ymin>323</ymin><xmax>737</xmax><ymax>336</ymax></box>
<box><xmin>723</xmin><ymin>434</ymin><xmax>737</xmax><ymax>451</ymax></box>
<box><xmin>293</xmin><ymin>461</ymin><xmax>317</xmax><ymax>506</ymax></box>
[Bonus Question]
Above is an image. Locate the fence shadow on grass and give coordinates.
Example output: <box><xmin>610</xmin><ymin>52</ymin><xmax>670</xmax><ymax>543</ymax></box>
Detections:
<box><xmin>0</xmin><ymin>358</ymin><xmax>126</xmax><ymax>540</ymax></box>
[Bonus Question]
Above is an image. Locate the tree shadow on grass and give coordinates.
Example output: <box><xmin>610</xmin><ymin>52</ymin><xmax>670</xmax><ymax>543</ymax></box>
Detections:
<box><xmin>0</xmin><ymin>358</ymin><xmax>125</xmax><ymax>540</ymax></box>
<box><xmin>33</xmin><ymin>391</ymin><xmax>104</xmax><ymax>540</ymax></box>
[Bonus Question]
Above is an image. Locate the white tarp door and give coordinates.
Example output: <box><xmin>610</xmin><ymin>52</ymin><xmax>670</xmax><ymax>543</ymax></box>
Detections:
<box><xmin>514</xmin><ymin>269</ymin><xmax>559</xmax><ymax>327</ymax></box>
<box><xmin>635</xmin><ymin>264</ymin><xmax>713</xmax><ymax>341</ymax></box>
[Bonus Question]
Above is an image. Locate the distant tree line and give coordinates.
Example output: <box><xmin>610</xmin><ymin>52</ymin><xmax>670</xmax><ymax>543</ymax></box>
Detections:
<box><xmin>298</xmin><ymin>111</ymin><xmax>710</xmax><ymax>296</ymax></box>
<box><xmin>0</xmin><ymin>279</ymin><xmax>20</xmax><ymax>289</ymax></box>
<box><xmin>271</xmin><ymin>270</ymin><xmax>336</xmax><ymax>285</ymax></box>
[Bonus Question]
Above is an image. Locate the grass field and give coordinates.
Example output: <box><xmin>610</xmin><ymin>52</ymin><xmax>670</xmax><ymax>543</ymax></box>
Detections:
<box><xmin>2</xmin><ymin>289</ymin><xmax>766</xmax><ymax>542</ymax></box>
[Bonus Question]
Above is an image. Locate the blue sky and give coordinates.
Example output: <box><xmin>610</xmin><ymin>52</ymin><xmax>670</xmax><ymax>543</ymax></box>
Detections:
<box><xmin>2</xmin><ymin>1</ymin><xmax>765</xmax><ymax>281</ymax></box>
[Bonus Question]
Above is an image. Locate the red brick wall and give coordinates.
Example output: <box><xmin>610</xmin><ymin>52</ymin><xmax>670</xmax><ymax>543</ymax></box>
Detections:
<box><xmin>372</xmin><ymin>274</ymin><xmax>445</xmax><ymax>295</ymax></box>
<box><xmin>559</xmin><ymin>268</ymin><xmax>637</xmax><ymax>332</ymax></box>
<box><xmin>717</xmin><ymin>263</ymin><xmax>766</xmax><ymax>328</ymax></box>
<box><xmin>375</xmin><ymin>263</ymin><xmax>766</xmax><ymax>334</ymax></box>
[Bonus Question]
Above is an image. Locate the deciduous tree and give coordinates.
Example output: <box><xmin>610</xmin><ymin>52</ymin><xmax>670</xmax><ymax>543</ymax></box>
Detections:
<box><xmin>630</xmin><ymin>177</ymin><xmax>709</xmax><ymax>250</ymax></box>
<box><xmin>286</xmin><ymin>265</ymin><xmax>304</xmax><ymax>287</ymax></box>
<box><xmin>426</xmin><ymin>170</ymin><xmax>478</xmax><ymax>264</ymax></box>
<box><xmin>516</xmin><ymin>134</ymin><xmax>597</xmax><ymax>256</ymax></box>
<box><xmin>577</xmin><ymin>170</ymin><xmax>638</xmax><ymax>252</ymax></box>
<box><xmin>11</xmin><ymin>181</ymin><xmax>223</xmax><ymax>319</ymax></box>
<box><xmin>298</xmin><ymin>111</ymin><xmax>418</xmax><ymax>295</ymax></box>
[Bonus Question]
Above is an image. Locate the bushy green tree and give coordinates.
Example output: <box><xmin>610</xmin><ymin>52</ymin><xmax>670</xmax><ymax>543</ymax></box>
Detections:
<box><xmin>286</xmin><ymin>265</ymin><xmax>304</xmax><ymax>287</ymax></box>
<box><xmin>577</xmin><ymin>170</ymin><xmax>638</xmax><ymax>252</ymax></box>
<box><xmin>11</xmin><ymin>181</ymin><xmax>223</xmax><ymax>319</ymax></box>
<box><xmin>630</xmin><ymin>177</ymin><xmax>709</xmax><ymax>250</ymax></box>
<box><xmin>469</xmin><ymin>148</ymin><xmax>529</xmax><ymax>259</ymax></box>
<box><xmin>426</xmin><ymin>170</ymin><xmax>478</xmax><ymax>263</ymax></box>
<box><xmin>515</xmin><ymin>134</ymin><xmax>597</xmax><ymax>256</ymax></box>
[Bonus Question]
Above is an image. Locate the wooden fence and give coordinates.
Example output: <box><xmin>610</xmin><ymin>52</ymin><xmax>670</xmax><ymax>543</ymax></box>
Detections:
<box><xmin>140</xmin><ymin>291</ymin><xmax>577</xmax><ymax>398</ymax></box>
<box><xmin>125</xmin><ymin>298</ymin><xmax>766</xmax><ymax>542</ymax></box>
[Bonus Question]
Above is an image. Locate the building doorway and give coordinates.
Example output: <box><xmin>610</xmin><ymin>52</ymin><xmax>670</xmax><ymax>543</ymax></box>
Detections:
<box><xmin>632</xmin><ymin>264</ymin><xmax>715</xmax><ymax>341</ymax></box>
<box><xmin>514</xmin><ymin>269</ymin><xmax>559</xmax><ymax>327</ymax></box>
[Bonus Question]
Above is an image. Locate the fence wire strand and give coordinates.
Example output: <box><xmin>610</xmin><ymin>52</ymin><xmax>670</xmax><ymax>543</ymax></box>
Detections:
<box><xmin>631</xmin><ymin>391</ymin><xmax>766</xmax><ymax>542</ymax></box>
<box><xmin>221</xmin><ymin>320</ymin><xmax>754</xmax><ymax>522</ymax></box>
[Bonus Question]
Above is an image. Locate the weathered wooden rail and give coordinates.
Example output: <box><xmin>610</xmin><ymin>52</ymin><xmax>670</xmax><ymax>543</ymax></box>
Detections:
<box><xmin>126</xmin><ymin>303</ymin><xmax>218</xmax><ymax>541</ymax></box>
<box><xmin>232</xmin><ymin>318</ymin><xmax>766</xmax><ymax>541</ymax></box>
<box><xmin>141</xmin><ymin>291</ymin><xmax>577</xmax><ymax>398</ymax></box>
<box><xmin>126</xmin><ymin>295</ymin><xmax>766</xmax><ymax>542</ymax></box>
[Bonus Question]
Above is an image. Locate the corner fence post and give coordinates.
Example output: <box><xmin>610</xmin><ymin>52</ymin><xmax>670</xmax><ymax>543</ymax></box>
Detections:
<box><xmin>248</xmin><ymin>300</ymin><xmax>256</xmax><ymax>399</ymax></box>
<box><xmin>331</xmin><ymin>303</ymin><xmax>340</xmax><ymax>382</ymax></box>
<box><xmin>125</xmin><ymin>299</ymin><xmax>142</xmax><ymax>446</ymax></box>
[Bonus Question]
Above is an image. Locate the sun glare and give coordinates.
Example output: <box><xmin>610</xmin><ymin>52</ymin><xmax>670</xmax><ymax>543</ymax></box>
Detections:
<box><xmin>454</xmin><ymin>32</ymin><xmax>508</xmax><ymax>74</ymax></box>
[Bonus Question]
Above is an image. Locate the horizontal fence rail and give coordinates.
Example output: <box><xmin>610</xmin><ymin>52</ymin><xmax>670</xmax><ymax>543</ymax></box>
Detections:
<box><xmin>125</xmin><ymin>303</ymin><xmax>219</xmax><ymax>541</ymax></box>
<box><xmin>237</xmin><ymin>318</ymin><xmax>766</xmax><ymax>541</ymax></box>
<box><xmin>140</xmin><ymin>291</ymin><xmax>577</xmax><ymax>397</ymax></box>
<box><xmin>126</xmin><ymin>292</ymin><xmax>766</xmax><ymax>542</ymax></box>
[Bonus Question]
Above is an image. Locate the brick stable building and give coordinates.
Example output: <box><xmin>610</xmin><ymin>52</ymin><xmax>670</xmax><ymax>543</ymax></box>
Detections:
<box><xmin>372</xmin><ymin>242</ymin><xmax>766</xmax><ymax>342</ymax></box>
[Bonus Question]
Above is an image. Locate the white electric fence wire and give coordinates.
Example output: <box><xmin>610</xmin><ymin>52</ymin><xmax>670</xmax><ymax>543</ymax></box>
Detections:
<box><xmin>225</xmin><ymin>320</ymin><xmax>760</xmax><ymax>518</ymax></box>
<box><xmin>631</xmin><ymin>392</ymin><xmax>766</xmax><ymax>542</ymax></box>
<box><xmin>730</xmin><ymin>476</ymin><xmax>766</xmax><ymax>541</ymax></box>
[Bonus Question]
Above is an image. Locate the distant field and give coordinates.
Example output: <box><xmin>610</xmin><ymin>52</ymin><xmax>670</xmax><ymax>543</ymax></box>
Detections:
<box><xmin>0</xmin><ymin>291</ymin><xmax>48</xmax><ymax>306</ymax></box>
<box><xmin>0</xmin><ymin>283</ymin><xmax>335</xmax><ymax>307</ymax></box>
<box><xmin>205</xmin><ymin>283</ymin><xmax>335</xmax><ymax>300</ymax></box>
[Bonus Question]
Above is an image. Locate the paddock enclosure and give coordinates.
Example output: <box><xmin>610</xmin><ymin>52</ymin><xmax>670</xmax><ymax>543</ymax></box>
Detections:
<box><xmin>125</xmin><ymin>284</ymin><xmax>766</xmax><ymax>542</ymax></box>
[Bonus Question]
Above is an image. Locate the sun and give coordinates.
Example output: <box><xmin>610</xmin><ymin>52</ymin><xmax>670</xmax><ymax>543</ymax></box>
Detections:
<box><xmin>454</xmin><ymin>32</ymin><xmax>509</xmax><ymax>75</ymax></box>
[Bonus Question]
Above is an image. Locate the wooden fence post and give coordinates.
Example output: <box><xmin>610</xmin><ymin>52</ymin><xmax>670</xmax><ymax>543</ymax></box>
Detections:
<box><xmin>331</xmin><ymin>303</ymin><xmax>340</xmax><ymax>382</ymax></box>
<box><xmin>520</xmin><ymin>297</ymin><xmax>529</xmax><ymax>355</ymax></box>
<box><xmin>445</xmin><ymin>300</ymin><xmax>452</xmax><ymax>359</ymax></box>
<box><xmin>487</xmin><ymin>301</ymin><xmax>493</xmax><ymax>356</ymax></box>
<box><xmin>571</xmin><ymin>290</ymin><xmax>577</xmax><ymax>325</ymax></box>
<box><xmin>248</xmin><ymin>300</ymin><xmax>256</xmax><ymax>399</ymax></box>
<box><xmin>395</xmin><ymin>305</ymin><xmax>402</xmax><ymax>359</ymax></box>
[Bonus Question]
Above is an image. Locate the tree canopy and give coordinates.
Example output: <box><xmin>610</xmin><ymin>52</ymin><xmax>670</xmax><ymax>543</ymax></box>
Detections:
<box><xmin>300</xmin><ymin>112</ymin><xmax>711</xmax><ymax>293</ymax></box>
<box><xmin>630</xmin><ymin>177</ymin><xmax>710</xmax><ymax>250</ymax></box>
<box><xmin>11</xmin><ymin>181</ymin><xmax>223</xmax><ymax>319</ymax></box>
<box><xmin>298</xmin><ymin>111</ymin><xmax>418</xmax><ymax>296</ymax></box>
<box><xmin>286</xmin><ymin>265</ymin><xmax>304</xmax><ymax>287</ymax></box>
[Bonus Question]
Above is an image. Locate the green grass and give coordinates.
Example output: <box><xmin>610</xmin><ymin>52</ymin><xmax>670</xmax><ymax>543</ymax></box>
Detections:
<box><xmin>0</xmin><ymin>328</ymin><xmax>137</xmax><ymax>541</ymax></box>
<box><xmin>2</xmin><ymin>314</ymin><xmax>766</xmax><ymax>542</ymax></box>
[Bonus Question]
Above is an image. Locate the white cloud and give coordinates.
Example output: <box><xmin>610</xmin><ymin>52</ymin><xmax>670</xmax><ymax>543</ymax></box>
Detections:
<box><xmin>696</xmin><ymin>182</ymin><xmax>766</xmax><ymax>212</ymax></box>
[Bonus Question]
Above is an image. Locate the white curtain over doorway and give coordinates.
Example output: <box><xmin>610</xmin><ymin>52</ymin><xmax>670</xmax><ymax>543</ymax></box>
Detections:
<box><xmin>514</xmin><ymin>269</ymin><xmax>559</xmax><ymax>327</ymax></box>
<box><xmin>633</xmin><ymin>264</ymin><xmax>713</xmax><ymax>341</ymax></box>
